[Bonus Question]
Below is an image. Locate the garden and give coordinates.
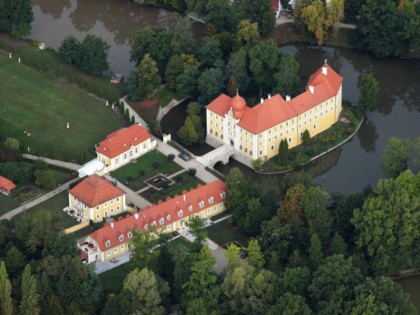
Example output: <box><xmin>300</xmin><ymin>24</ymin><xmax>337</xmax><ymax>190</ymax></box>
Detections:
<box><xmin>110</xmin><ymin>151</ymin><xmax>182</xmax><ymax>191</ymax></box>
<box><xmin>206</xmin><ymin>219</ymin><xmax>249</xmax><ymax>248</ymax></box>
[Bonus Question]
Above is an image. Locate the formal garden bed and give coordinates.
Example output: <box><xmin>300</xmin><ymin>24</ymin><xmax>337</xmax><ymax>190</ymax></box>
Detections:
<box><xmin>110</xmin><ymin>150</ymin><xmax>182</xmax><ymax>191</ymax></box>
<box><xmin>139</xmin><ymin>172</ymin><xmax>204</xmax><ymax>204</ymax></box>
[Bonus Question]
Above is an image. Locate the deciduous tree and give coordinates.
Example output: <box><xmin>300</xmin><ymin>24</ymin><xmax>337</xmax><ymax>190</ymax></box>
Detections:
<box><xmin>267</xmin><ymin>293</ymin><xmax>312</xmax><ymax>315</ymax></box>
<box><xmin>235</xmin><ymin>20</ymin><xmax>260</xmax><ymax>51</ymax></box>
<box><xmin>0</xmin><ymin>0</ymin><xmax>33</xmax><ymax>38</ymax></box>
<box><xmin>277</xmin><ymin>183</ymin><xmax>306</xmax><ymax>222</ymax></box>
<box><xmin>308</xmin><ymin>233</ymin><xmax>323</xmax><ymax>270</ymax></box>
<box><xmin>197</xmin><ymin>68</ymin><xmax>225</xmax><ymax>103</ymax></box>
<box><xmin>327</xmin><ymin>0</ymin><xmax>345</xmax><ymax>37</ymax></box>
<box><xmin>273</xmin><ymin>53</ymin><xmax>301</xmax><ymax>97</ymax></box>
<box><xmin>206</xmin><ymin>0</ymin><xmax>238</xmax><ymax>33</ymax></box>
<box><xmin>0</xmin><ymin>261</ymin><xmax>13</xmax><ymax>315</ymax></box>
<box><xmin>301</xmin><ymin>0</ymin><xmax>329</xmax><ymax>46</ymax></box>
<box><xmin>20</xmin><ymin>264</ymin><xmax>40</xmax><ymax>315</ymax></box>
<box><xmin>79</xmin><ymin>34</ymin><xmax>110</xmax><ymax>76</ymax></box>
<box><xmin>226</xmin><ymin>49</ymin><xmax>250</xmax><ymax>93</ymax></box>
<box><xmin>247</xmin><ymin>239</ymin><xmax>265</xmax><ymax>269</ymax></box>
<box><xmin>357</xmin><ymin>73</ymin><xmax>380</xmax><ymax>116</ymax></box>
<box><xmin>381</xmin><ymin>137</ymin><xmax>411</xmax><ymax>178</ymax></box>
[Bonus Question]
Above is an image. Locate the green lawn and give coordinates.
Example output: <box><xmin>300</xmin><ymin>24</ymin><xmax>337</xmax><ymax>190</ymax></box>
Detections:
<box><xmin>206</xmin><ymin>219</ymin><xmax>249</xmax><ymax>247</ymax></box>
<box><xmin>99</xmin><ymin>262</ymin><xmax>133</xmax><ymax>293</ymax></box>
<box><xmin>210</xmin><ymin>210</ymin><xmax>231</xmax><ymax>221</ymax></box>
<box><xmin>139</xmin><ymin>174</ymin><xmax>204</xmax><ymax>204</ymax></box>
<box><xmin>13</xmin><ymin>191</ymin><xmax>77</xmax><ymax>232</ymax></box>
<box><xmin>0</xmin><ymin>52</ymin><xmax>123</xmax><ymax>161</ymax></box>
<box><xmin>0</xmin><ymin>193</ymin><xmax>19</xmax><ymax>216</ymax></box>
<box><xmin>111</xmin><ymin>150</ymin><xmax>182</xmax><ymax>191</ymax></box>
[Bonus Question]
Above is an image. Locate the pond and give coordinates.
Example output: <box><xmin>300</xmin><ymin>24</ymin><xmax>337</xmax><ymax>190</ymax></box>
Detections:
<box><xmin>30</xmin><ymin>0</ymin><xmax>203</xmax><ymax>76</ymax></box>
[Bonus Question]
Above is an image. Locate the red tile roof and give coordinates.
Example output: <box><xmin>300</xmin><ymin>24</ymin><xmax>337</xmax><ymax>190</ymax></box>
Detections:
<box><xmin>69</xmin><ymin>175</ymin><xmax>125</xmax><ymax>208</ymax></box>
<box><xmin>273</xmin><ymin>0</ymin><xmax>280</xmax><ymax>11</ymax></box>
<box><xmin>96</xmin><ymin>124</ymin><xmax>151</xmax><ymax>159</ymax></box>
<box><xmin>206</xmin><ymin>64</ymin><xmax>343</xmax><ymax>134</ymax></box>
<box><xmin>89</xmin><ymin>180</ymin><xmax>227</xmax><ymax>251</ymax></box>
<box><xmin>0</xmin><ymin>176</ymin><xmax>16</xmax><ymax>192</ymax></box>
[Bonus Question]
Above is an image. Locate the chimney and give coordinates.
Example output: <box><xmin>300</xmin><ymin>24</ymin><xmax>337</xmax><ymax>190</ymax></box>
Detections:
<box><xmin>111</xmin><ymin>222</ymin><xmax>114</xmax><ymax>228</ymax></box>
<box><xmin>260</xmin><ymin>98</ymin><xmax>264</xmax><ymax>104</ymax></box>
<box><xmin>322</xmin><ymin>66</ymin><xmax>327</xmax><ymax>76</ymax></box>
<box><xmin>268</xmin><ymin>94</ymin><xmax>271</xmax><ymax>99</ymax></box>
<box><xmin>309</xmin><ymin>85</ymin><xmax>314</xmax><ymax>94</ymax></box>
<box><xmin>183</xmin><ymin>194</ymin><xmax>186</xmax><ymax>202</ymax></box>
<box><xmin>135</xmin><ymin>213</ymin><xmax>139</xmax><ymax>219</ymax></box>
<box><xmin>286</xmin><ymin>95</ymin><xmax>291</xmax><ymax>102</ymax></box>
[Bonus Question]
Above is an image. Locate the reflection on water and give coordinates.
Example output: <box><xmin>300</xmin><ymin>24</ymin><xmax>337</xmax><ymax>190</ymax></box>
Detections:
<box><xmin>31</xmin><ymin>0</ymin><xmax>202</xmax><ymax>76</ymax></box>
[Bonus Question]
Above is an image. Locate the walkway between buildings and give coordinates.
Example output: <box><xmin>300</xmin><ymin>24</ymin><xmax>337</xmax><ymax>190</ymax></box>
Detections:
<box><xmin>0</xmin><ymin>177</ymin><xmax>80</xmax><ymax>220</ymax></box>
<box><xmin>22</xmin><ymin>154</ymin><xmax>81</xmax><ymax>171</ymax></box>
<box><xmin>196</xmin><ymin>144</ymin><xmax>235</xmax><ymax>168</ymax></box>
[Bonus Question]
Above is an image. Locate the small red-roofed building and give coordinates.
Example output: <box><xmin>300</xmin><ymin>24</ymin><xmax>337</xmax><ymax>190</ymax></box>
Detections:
<box><xmin>68</xmin><ymin>174</ymin><xmax>126</xmax><ymax>222</ymax></box>
<box><xmin>96</xmin><ymin>124</ymin><xmax>156</xmax><ymax>174</ymax></box>
<box><xmin>0</xmin><ymin>176</ymin><xmax>16</xmax><ymax>195</ymax></box>
<box><xmin>79</xmin><ymin>180</ymin><xmax>227</xmax><ymax>263</ymax></box>
<box><xmin>206</xmin><ymin>62</ymin><xmax>343</xmax><ymax>164</ymax></box>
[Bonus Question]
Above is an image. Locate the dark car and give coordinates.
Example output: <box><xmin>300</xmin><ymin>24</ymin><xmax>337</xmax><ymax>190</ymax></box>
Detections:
<box><xmin>239</xmin><ymin>250</ymin><xmax>248</xmax><ymax>259</ymax></box>
<box><xmin>178</xmin><ymin>153</ymin><xmax>190</xmax><ymax>161</ymax></box>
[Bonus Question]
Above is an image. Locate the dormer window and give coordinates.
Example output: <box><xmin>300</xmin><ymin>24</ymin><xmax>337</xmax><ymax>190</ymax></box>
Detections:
<box><xmin>119</xmin><ymin>235</ymin><xmax>124</xmax><ymax>242</ymax></box>
<box><xmin>144</xmin><ymin>224</ymin><xmax>149</xmax><ymax>230</ymax></box>
<box><xmin>105</xmin><ymin>240</ymin><xmax>110</xmax><ymax>248</ymax></box>
<box><xmin>209</xmin><ymin>197</ymin><xmax>214</xmax><ymax>204</ymax></box>
<box><xmin>135</xmin><ymin>137</ymin><xmax>137</xmax><ymax>141</ymax></box>
<box><xmin>199</xmin><ymin>201</ymin><xmax>204</xmax><ymax>208</ymax></box>
<box><xmin>152</xmin><ymin>221</ymin><xmax>156</xmax><ymax>227</ymax></box>
<box><xmin>188</xmin><ymin>205</ymin><xmax>193</xmax><ymax>211</ymax></box>
<box><xmin>128</xmin><ymin>232</ymin><xmax>133</xmax><ymax>238</ymax></box>
<box><xmin>178</xmin><ymin>210</ymin><xmax>183</xmax><ymax>217</ymax></box>
<box><xmin>221</xmin><ymin>192</ymin><xmax>226</xmax><ymax>199</ymax></box>
<box><xmin>159</xmin><ymin>218</ymin><xmax>164</xmax><ymax>225</ymax></box>
<box><xmin>167</xmin><ymin>214</ymin><xmax>171</xmax><ymax>221</ymax></box>
<box><xmin>104</xmin><ymin>147</ymin><xmax>106</xmax><ymax>151</ymax></box>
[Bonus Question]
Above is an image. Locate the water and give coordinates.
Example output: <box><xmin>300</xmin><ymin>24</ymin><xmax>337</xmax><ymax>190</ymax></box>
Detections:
<box><xmin>30</xmin><ymin>0</ymin><xmax>202</xmax><ymax>76</ymax></box>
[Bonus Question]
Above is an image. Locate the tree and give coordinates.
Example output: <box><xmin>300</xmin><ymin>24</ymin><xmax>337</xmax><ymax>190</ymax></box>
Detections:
<box><xmin>247</xmin><ymin>239</ymin><xmax>265</xmax><ymax>269</ymax></box>
<box><xmin>357</xmin><ymin>73</ymin><xmax>380</xmax><ymax>116</ymax></box>
<box><xmin>355</xmin><ymin>0</ymin><xmax>420</xmax><ymax>57</ymax></box>
<box><xmin>198</xmin><ymin>68</ymin><xmax>225</xmax><ymax>103</ymax></box>
<box><xmin>170</xmin><ymin>15</ymin><xmax>195</xmax><ymax>55</ymax></box>
<box><xmin>301</xmin><ymin>186</ymin><xmax>332</xmax><ymax>245</ymax></box>
<box><xmin>248</xmin><ymin>40</ymin><xmax>280</xmax><ymax>92</ymax></box>
<box><xmin>0</xmin><ymin>261</ymin><xmax>13</xmax><ymax>315</ymax></box>
<box><xmin>235</xmin><ymin>20</ymin><xmax>260</xmax><ymax>51</ymax></box>
<box><xmin>4</xmin><ymin>246</ymin><xmax>26</xmax><ymax>278</ymax></box>
<box><xmin>206</xmin><ymin>0</ymin><xmax>238</xmax><ymax>33</ymax></box>
<box><xmin>137</xmin><ymin>54</ymin><xmax>162</xmax><ymax>98</ymax></box>
<box><xmin>273</xmin><ymin>53</ymin><xmax>301</xmax><ymax>97</ymax></box>
<box><xmin>58</xmin><ymin>35</ymin><xmax>81</xmax><ymax>64</ymax></box>
<box><xmin>199</xmin><ymin>37</ymin><xmax>222</xmax><ymax>66</ymax></box>
<box><xmin>301</xmin><ymin>129</ymin><xmax>311</xmax><ymax>144</ymax></box>
<box><xmin>351</xmin><ymin>170</ymin><xmax>420</xmax><ymax>275</ymax></box>
<box><xmin>225</xmin><ymin>243</ymin><xmax>242</xmax><ymax>272</ymax></box>
<box><xmin>226</xmin><ymin>49</ymin><xmax>250</xmax><ymax>93</ymax></box>
<box><xmin>165</xmin><ymin>55</ymin><xmax>186</xmax><ymax>89</ymax></box>
<box><xmin>277</xmin><ymin>183</ymin><xmax>306</xmax><ymax>222</ymax></box>
<box><xmin>350</xmin><ymin>277</ymin><xmax>416</xmax><ymax>315</ymax></box>
<box><xmin>46</xmin><ymin>294</ymin><xmax>64</xmax><ymax>315</ymax></box>
<box><xmin>308</xmin><ymin>233</ymin><xmax>323</xmax><ymax>270</ymax></box>
<box><xmin>329</xmin><ymin>232</ymin><xmax>348</xmax><ymax>256</ymax></box>
<box><xmin>279</xmin><ymin>267</ymin><xmax>311</xmax><ymax>297</ymax></box>
<box><xmin>278</xmin><ymin>138</ymin><xmax>289</xmax><ymax>165</ymax></box>
<box><xmin>79</xmin><ymin>35</ymin><xmax>110</xmax><ymax>76</ymax></box>
<box><xmin>381</xmin><ymin>137</ymin><xmax>411</xmax><ymax>178</ymax></box>
<box><xmin>309</xmin><ymin>255</ymin><xmax>362</xmax><ymax>315</ymax></box>
<box><xmin>176</xmin><ymin>64</ymin><xmax>200</xmax><ymax>98</ymax></box>
<box><xmin>130</xmin><ymin>229</ymin><xmax>159</xmax><ymax>270</ymax></box>
<box><xmin>178</xmin><ymin>102</ymin><xmax>205</xmax><ymax>146</ymax></box>
<box><xmin>34</xmin><ymin>169</ymin><xmax>54</xmax><ymax>189</ymax></box>
<box><xmin>267</xmin><ymin>293</ymin><xmax>312</xmax><ymax>315</ymax></box>
<box><xmin>239</xmin><ymin>0</ymin><xmax>275</xmax><ymax>35</ymax></box>
<box><xmin>3</xmin><ymin>137</ymin><xmax>20</xmax><ymax>151</ymax></box>
<box><xmin>131</xmin><ymin>26</ymin><xmax>171</xmax><ymax>70</ymax></box>
<box><xmin>20</xmin><ymin>264</ymin><xmax>40</xmax><ymax>315</ymax></box>
<box><xmin>186</xmin><ymin>216</ymin><xmax>207</xmax><ymax>250</ymax></box>
<box><xmin>327</xmin><ymin>0</ymin><xmax>345</xmax><ymax>37</ymax></box>
<box><xmin>0</xmin><ymin>0</ymin><xmax>33</xmax><ymax>38</ymax></box>
<box><xmin>182</xmin><ymin>246</ymin><xmax>220</xmax><ymax>313</ymax></box>
<box><xmin>121</xmin><ymin>268</ymin><xmax>169</xmax><ymax>315</ymax></box>
<box><xmin>301</xmin><ymin>0</ymin><xmax>329</xmax><ymax>46</ymax></box>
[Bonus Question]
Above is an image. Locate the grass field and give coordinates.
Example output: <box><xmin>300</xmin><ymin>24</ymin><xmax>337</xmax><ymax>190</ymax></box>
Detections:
<box><xmin>0</xmin><ymin>194</ymin><xmax>19</xmax><ymax>216</ymax></box>
<box><xmin>0</xmin><ymin>52</ymin><xmax>124</xmax><ymax>161</ymax></box>
<box><xmin>111</xmin><ymin>150</ymin><xmax>182</xmax><ymax>191</ymax></box>
<box><xmin>13</xmin><ymin>191</ymin><xmax>77</xmax><ymax>232</ymax></box>
<box><xmin>206</xmin><ymin>219</ymin><xmax>249</xmax><ymax>247</ymax></box>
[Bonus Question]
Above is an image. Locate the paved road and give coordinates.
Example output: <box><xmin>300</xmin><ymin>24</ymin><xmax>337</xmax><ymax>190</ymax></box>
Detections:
<box><xmin>22</xmin><ymin>154</ymin><xmax>81</xmax><ymax>171</ymax></box>
<box><xmin>1</xmin><ymin>177</ymin><xmax>80</xmax><ymax>220</ymax></box>
<box><xmin>275</xmin><ymin>13</ymin><xmax>356</xmax><ymax>29</ymax></box>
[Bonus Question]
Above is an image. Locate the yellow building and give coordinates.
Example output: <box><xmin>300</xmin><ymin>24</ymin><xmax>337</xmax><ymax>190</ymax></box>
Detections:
<box><xmin>68</xmin><ymin>174</ymin><xmax>126</xmax><ymax>223</ymax></box>
<box><xmin>96</xmin><ymin>123</ymin><xmax>156</xmax><ymax>174</ymax></box>
<box><xmin>206</xmin><ymin>63</ymin><xmax>343</xmax><ymax>163</ymax></box>
<box><xmin>79</xmin><ymin>180</ymin><xmax>227</xmax><ymax>263</ymax></box>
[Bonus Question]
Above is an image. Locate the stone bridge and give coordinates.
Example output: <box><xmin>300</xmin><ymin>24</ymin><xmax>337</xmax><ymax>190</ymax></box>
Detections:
<box><xmin>197</xmin><ymin>144</ymin><xmax>235</xmax><ymax>168</ymax></box>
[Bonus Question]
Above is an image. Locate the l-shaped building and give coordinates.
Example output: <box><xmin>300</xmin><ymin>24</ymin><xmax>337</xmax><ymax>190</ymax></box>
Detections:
<box><xmin>205</xmin><ymin>63</ymin><xmax>343</xmax><ymax>164</ymax></box>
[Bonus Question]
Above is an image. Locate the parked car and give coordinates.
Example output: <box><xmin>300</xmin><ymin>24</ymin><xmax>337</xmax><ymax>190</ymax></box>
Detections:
<box><xmin>239</xmin><ymin>250</ymin><xmax>248</xmax><ymax>259</ymax></box>
<box><xmin>178</xmin><ymin>153</ymin><xmax>190</xmax><ymax>161</ymax></box>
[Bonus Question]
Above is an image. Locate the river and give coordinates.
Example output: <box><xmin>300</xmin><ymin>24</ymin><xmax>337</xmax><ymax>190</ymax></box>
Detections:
<box><xmin>30</xmin><ymin>0</ymin><xmax>202</xmax><ymax>76</ymax></box>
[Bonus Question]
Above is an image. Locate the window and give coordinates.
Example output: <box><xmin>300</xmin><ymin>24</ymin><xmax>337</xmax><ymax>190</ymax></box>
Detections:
<box><xmin>292</xmin><ymin>127</ymin><xmax>295</xmax><ymax>131</ymax></box>
<box><xmin>313</xmin><ymin>124</ymin><xmax>317</xmax><ymax>129</ymax></box>
<box><xmin>221</xmin><ymin>192</ymin><xmax>226</xmax><ymax>198</ymax></box>
<box><xmin>199</xmin><ymin>201</ymin><xmax>204</xmax><ymax>208</ymax></box>
<box><xmin>213</xmin><ymin>206</ymin><xmax>217</xmax><ymax>212</ymax></box>
<box><xmin>240</xmin><ymin>145</ymin><xmax>243</xmax><ymax>150</ymax></box>
<box><xmin>152</xmin><ymin>221</ymin><xmax>156</xmax><ymax>227</ymax></box>
<box><xmin>167</xmin><ymin>214</ymin><xmax>171</xmax><ymax>220</ymax></box>
<box><xmin>271</xmin><ymin>145</ymin><xmax>275</xmax><ymax>151</ymax></box>
<box><xmin>269</xmin><ymin>129</ymin><xmax>272</xmax><ymax>134</ymax></box>
<box><xmin>244</xmin><ymin>148</ymin><xmax>248</xmax><ymax>153</ymax></box>
<box><xmin>121</xmin><ymin>245</ymin><xmax>125</xmax><ymax>250</ymax></box>
<box><xmin>116</xmin><ymin>197</ymin><xmax>120</xmax><ymax>202</ymax></box>
<box><xmin>159</xmin><ymin>218</ymin><xmax>164</xmax><ymax>225</ymax></box>
<box><xmin>178</xmin><ymin>210</ymin><xmax>183</xmax><ymax>217</ymax></box>
<box><xmin>96</xmin><ymin>214</ymin><xmax>100</xmax><ymax>219</ymax></box>
<box><xmin>117</xmin><ymin>206</ymin><xmax>120</xmax><ymax>211</ymax></box>
<box><xmin>119</xmin><ymin>235</ymin><xmax>124</xmax><ymax>242</ymax></box>
<box><xmin>106</xmin><ymin>240</ymin><xmax>111</xmax><ymax>248</ymax></box>
<box><xmin>124</xmin><ymin>154</ymin><xmax>127</xmax><ymax>160</ymax></box>
<box><xmin>210</xmin><ymin>128</ymin><xmax>213</xmax><ymax>134</ymax></box>
<box><xmin>259</xmin><ymin>150</ymin><xmax>262</xmax><ymax>155</ymax></box>
<box><xmin>107</xmin><ymin>251</ymin><xmax>111</xmax><ymax>256</ymax></box>
<box><xmin>209</xmin><ymin>197</ymin><xmax>214</xmax><ymax>204</ymax></box>
<box><xmin>128</xmin><ymin>232</ymin><xmax>133</xmax><ymax>238</ymax></box>
<box><xmin>145</xmin><ymin>224</ymin><xmax>149</xmax><ymax>230</ymax></box>
<box><xmin>268</xmin><ymin>137</ymin><xmax>271</xmax><ymax>142</ymax></box>
<box><xmin>111</xmin><ymin>208</ymin><xmax>114</xmax><ymax>213</ymax></box>
<box><xmin>320</xmin><ymin>112</ymin><xmax>323</xmax><ymax>117</ymax></box>
<box><xmin>288</xmin><ymin>137</ymin><xmax>292</xmax><ymax>142</ymax></box>
<box><xmin>135</xmin><ymin>148</ymin><xmax>138</xmax><ymax>154</ymax></box>
<box><xmin>286</xmin><ymin>122</ymin><xmax>289</xmax><ymax>126</ymax></box>
<box><xmin>114</xmin><ymin>248</ymin><xmax>118</xmax><ymax>253</ymax></box>
<box><xmin>208</xmin><ymin>208</ymin><xmax>211</xmax><ymax>214</ymax></box>
<box><xmin>104</xmin><ymin>202</ymin><xmax>108</xmax><ymax>207</ymax></box>
<box><xmin>188</xmin><ymin>205</ymin><xmax>193</xmax><ymax>211</ymax></box>
<box><xmin>220</xmin><ymin>203</ymin><xmax>224</xmax><ymax>209</ymax></box>
<box><xmin>96</xmin><ymin>206</ymin><xmax>100</xmax><ymax>211</ymax></box>
<box><xmin>110</xmin><ymin>200</ymin><xmax>114</xmax><ymax>205</ymax></box>
<box><xmin>250</xmin><ymin>150</ymin><xmax>253</xmax><ymax>156</ymax></box>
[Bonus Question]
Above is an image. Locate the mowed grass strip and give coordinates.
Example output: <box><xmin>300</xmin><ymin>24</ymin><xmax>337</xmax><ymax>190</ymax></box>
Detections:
<box><xmin>206</xmin><ymin>219</ymin><xmax>249</xmax><ymax>247</ymax></box>
<box><xmin>0</xmin><ymin>52</ymin><xmax>123</xmax><ymax>160</ymax></box>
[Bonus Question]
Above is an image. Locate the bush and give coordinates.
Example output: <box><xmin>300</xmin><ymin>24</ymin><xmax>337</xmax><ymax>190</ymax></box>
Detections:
<box><xmin>188</xmin><ymin>168</ymin><xmax>197</xmax><ymax>177</ymax></box>
<box><xmin>159</xmin><ymin>89</ymin><xmax>177</xmax><ymax>107</ymax></box>
<box><xmin>167</xmin><ymin>154</ymin><xmax>175</xmax><ymax>163</ymax></box>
